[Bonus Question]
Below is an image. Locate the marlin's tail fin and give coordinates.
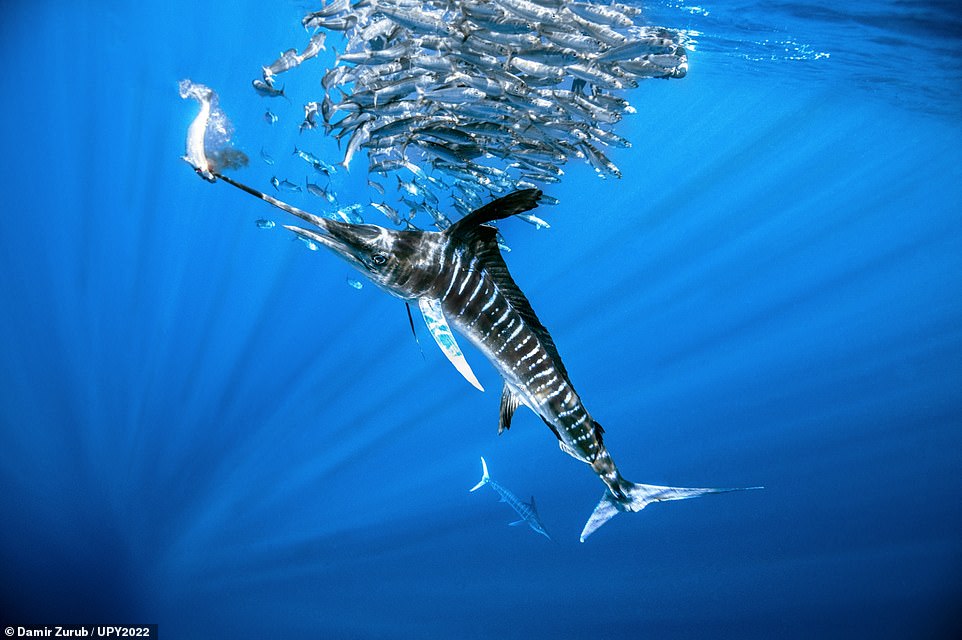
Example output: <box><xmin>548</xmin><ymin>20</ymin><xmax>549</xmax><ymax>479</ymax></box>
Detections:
<box><xmin>580</xmin><ymin>480</ymin><xmax>762</xmax><ymax>542</ymax></box>
<box><xmin>469</xmin><ymin>456</ymin><xmax>491</xmax><ymax>492</ymax></box>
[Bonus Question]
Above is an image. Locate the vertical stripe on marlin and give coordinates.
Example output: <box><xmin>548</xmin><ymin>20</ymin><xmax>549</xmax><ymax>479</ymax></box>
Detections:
<box><xmin>497</xmin><ymin>323</ymin><xmax>525</xmax><ymax>353</ymax></box>
<box><xmin>443</xmin><ymin>249</ymin><xmax>464</xmax><ymax>298</ymax></box>
<box><xmin>466</xmin><ymin>275</ymin><xmax>486</xmax><ymax>303</ymax></box>
<box><xmin>480</xmin><ymin>292</ymin><xmax>499</xmax><ymax>313</ymax></box>
<box><xmin>457</xmin><ymin>257</ymin><xmax>479</xmax><ymax>295</ymax></box>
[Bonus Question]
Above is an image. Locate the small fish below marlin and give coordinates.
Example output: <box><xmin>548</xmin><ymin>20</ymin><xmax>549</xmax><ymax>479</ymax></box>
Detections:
<box><xmin>471</xmin><ymin>456</ymin><xmax>550</xmax><ymax>540</ymax></box>
<box><xmin>202</xmin><ymin>171</ymin><xmax>761</xmax><ymax>542</ymax></box>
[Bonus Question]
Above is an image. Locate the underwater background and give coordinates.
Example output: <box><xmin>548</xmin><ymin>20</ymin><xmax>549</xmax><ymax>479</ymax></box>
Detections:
<box><xmin>1</xmin><ymin>0</ymin><xmax>960</xmax><ymax>638</ymax></box>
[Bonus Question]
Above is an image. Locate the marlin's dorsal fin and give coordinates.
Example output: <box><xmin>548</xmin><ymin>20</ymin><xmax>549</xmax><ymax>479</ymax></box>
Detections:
<box><xmin>418</xmin><ymin>297</ymin><xmax>484</xmax><ymax>391</ymax></box>
<box><xmin>446</xmin><ymin>188</ymin><xmax>542</xmax><ymax>236</ymax></box>
<box><xmin>499</xmin><ymin>383</ymin><xmax>523</xmax><ymax>434</ymax></box>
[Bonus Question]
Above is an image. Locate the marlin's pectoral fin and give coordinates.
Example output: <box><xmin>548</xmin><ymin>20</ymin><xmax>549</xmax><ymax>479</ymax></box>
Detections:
<box><xmin>499</xmin><ymin>383</ymin><xmax>522</xmax><ymax>434</ymax></box>
<box><xmin>418</xmin><ymin>297</ymin><xmax>484</xmax><ymax>392</ymax></box>
<box><xmin>508</xmin><ymin>520</ymin><xmax>525</xmax><ymax>527</ymax></box>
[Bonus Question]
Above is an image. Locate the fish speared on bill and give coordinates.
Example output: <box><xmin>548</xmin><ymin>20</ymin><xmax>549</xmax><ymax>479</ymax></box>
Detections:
<box><xmin>179</xmin><ymin>79</ymin><xmax>249</xmax><ymax>181</ymax></box>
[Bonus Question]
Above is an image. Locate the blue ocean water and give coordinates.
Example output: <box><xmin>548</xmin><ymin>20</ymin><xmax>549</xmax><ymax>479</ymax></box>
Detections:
<box><xmin>1</xmin><ymin>0</ymin><xmax>960</xmax><ymax>638</ymax></box>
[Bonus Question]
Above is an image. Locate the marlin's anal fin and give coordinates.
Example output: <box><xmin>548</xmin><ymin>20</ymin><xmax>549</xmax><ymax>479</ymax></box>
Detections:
<box><xmin>499</xmin><ymin>383</ymin><xmax>523</xmax><ymax>434</ymax></box>
<box><xmin>418</xmin><ymin>297</ymin><xmax>484</xmax><ymax>392</ymax></box>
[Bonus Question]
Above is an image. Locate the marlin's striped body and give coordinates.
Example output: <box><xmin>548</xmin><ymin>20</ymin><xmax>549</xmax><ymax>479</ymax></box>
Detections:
<box><xmin>418</xmin><ymin>207</ymin><xmax>611</xmax><ymax>477</ymax></box>
<box><xmin>212</xmin><ymin>173</ymin><xmax>758</xmax><ymax>541</ymax></box>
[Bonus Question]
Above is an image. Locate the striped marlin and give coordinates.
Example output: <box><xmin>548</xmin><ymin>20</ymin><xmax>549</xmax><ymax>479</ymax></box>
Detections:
<box><xmin>470</xmin><ymin>457</ymin><xmax>550</xmax><ymax>540</ymax></box>
<box><xmin>212</xmin><ymin>172</ymin><xmax>759</xmax><ymax>541</ymax></box>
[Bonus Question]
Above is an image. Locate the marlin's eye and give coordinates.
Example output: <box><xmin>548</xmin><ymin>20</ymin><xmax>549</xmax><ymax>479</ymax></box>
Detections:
<box><xmin>371</xmin><ymin>253</ymin><xmax>388</xmax><ymax>266</ymax></box>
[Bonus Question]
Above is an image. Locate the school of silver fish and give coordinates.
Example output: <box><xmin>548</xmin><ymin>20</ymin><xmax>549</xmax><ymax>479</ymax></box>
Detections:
<box><xmin>254</xmin><ymin>0</ymin><xmax>689</xmax><ymax>230</ymax></box>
